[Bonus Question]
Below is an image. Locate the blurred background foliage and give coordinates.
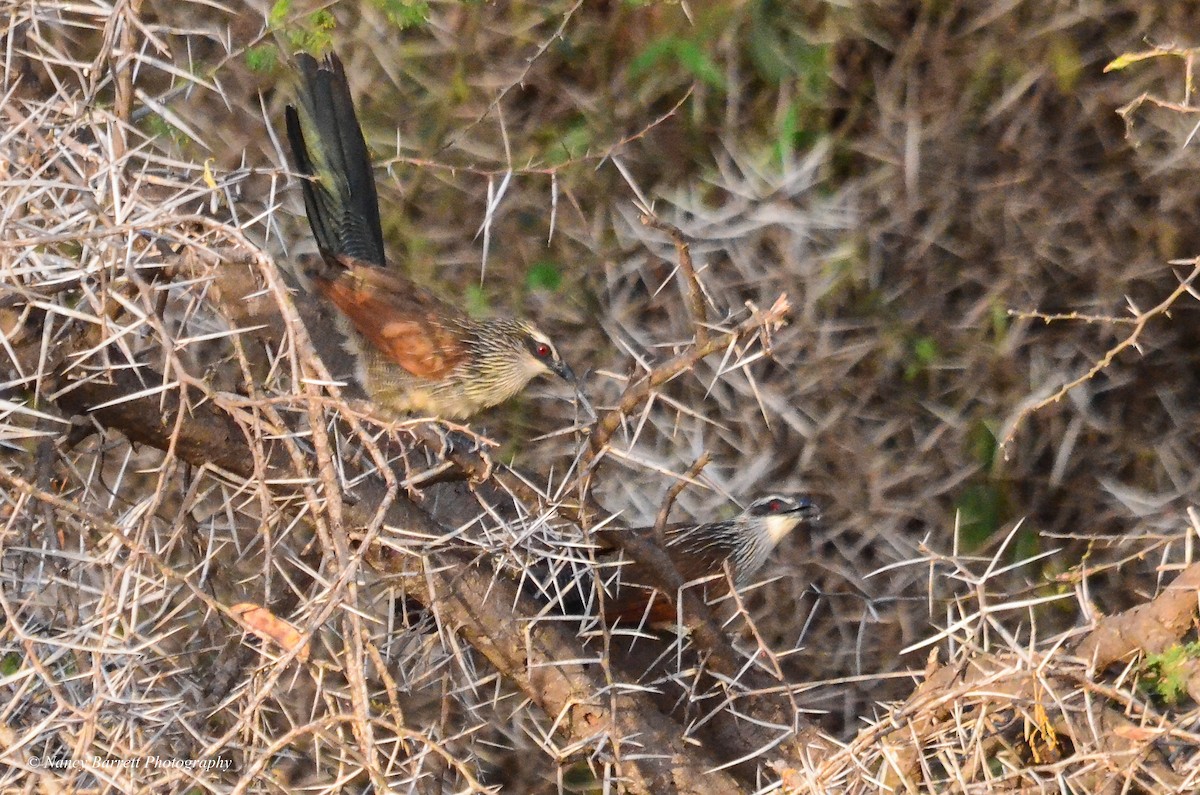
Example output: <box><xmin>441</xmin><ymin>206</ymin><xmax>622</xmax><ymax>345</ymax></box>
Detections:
<box><xmin>46</xmin><ymin>0</ymin><xmax>1200</xmax><ymax>734</ymax></box>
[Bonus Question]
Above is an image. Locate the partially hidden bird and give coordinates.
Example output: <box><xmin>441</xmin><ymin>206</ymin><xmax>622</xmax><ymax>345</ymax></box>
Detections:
<box><xmin>543</xmin><ymin>494</ymin><xmax>819</xmax><ymax>628</ymax></box>
<box><xmin>285</xmin><ymin>53</ymin><xmax>574</xmax><ymax>419</ymax></box>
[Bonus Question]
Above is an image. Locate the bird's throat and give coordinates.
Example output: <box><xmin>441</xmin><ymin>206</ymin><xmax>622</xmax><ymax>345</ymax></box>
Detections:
<box><xmin>764</xmin><ymin>514</ymin><xmax>801</xmax><ymax>546</ymax></box>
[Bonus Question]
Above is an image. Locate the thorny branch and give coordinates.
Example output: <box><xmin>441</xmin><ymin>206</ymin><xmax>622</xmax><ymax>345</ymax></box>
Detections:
<box><xmin>798</xmin><ymin>562</ymin><xmax>1200</xmax><ymax>793</ymax></box>
<box><xmin>23</xmin><ymin>344</ymin><xmax>744</xmax><ymax>794</ymax></box>
<box><xmin>652</xmin><ymin>450</ymin><xmax>711</xmax><ymax>542</ymax></box>
<box><xmin>586</xmin><ymin>293</ymin><xmax>790</xmax><ymax>460</ymax></box>
<box><xmin>5</xmin><ymin>205</ymin><xmax>824</xmax><ymax>787</ymax></box>
<box><xmin>640</xmin><ymin>214</ymin><xmax>710</xmax><ymax>347</ymax></box>
<box><xmin>15</xmin><ymin>3</ymin><xmax>1200</xmax><ymax>791</ymax></box>
<box><xmin>1001</xmin><ymin>259</ymin><xmax>1200</xmax><ymax>450</ymax></box>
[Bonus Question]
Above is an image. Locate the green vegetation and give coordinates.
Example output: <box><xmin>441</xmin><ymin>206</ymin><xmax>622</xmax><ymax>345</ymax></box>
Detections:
<box><xmin>526</xmin><ymin>261</ymin><xmax>563</xmax><ymax>292</ymax></box>
<box><xmin>1141</xmin><ymin>642</ymin><xmax>1200</xmax><ymax>706</ymax></box>
<box><xmin>631</xmin><ymin>36</ymin><xmax>726</xmax><ymax>90</ymax></box>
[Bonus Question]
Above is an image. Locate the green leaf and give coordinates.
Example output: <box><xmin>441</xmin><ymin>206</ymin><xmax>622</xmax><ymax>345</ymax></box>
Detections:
<box><xmin>370</xmin><ymin>0</ymin><xmax>430</xmax><ymax>29</ymax></box>
<box><xmin>1012</xmin><ymin>523</ymin><xmax>1040</xmax><ymax>563</ymax></box>
<box><xmin>1103</xmin><ymin>46</ymin><xmax>1200</xmax><ymax>73</ymax></box>
<box><xmin>311</xmin><ymin>9</ymin><xmax>336</xmax><ymax>37</ymax></box>
<box><xmin>286</xmin><ymin>9</ymin><xmax>336</xmax><ymax>54</ymax></box>
<box><xmin>1047</xmin><ymin>36</ymin><xmax>1082</xmax><ymax>93</ymax></box>
<box><xmin>630</xmin><ymin>37</ymin><xmax>725</xmax><ymax>90</ymax></box>
<box><xmin>775</xmin><ymin>102</ymin><xmax>798</xmax><ymax>165</ymax></box>
<box><xmin>464</xmin><ymin>285</ymin><xmax>490</xmax><ymax>318</ymax></box>
<box><xmin>903</xmin><ymin>335</ymin><xmax>940</xmax><ymax>381</ymax></box>
<box><xmin>967</xmin><ymin>420</ymin><xmax>998</xmax><ymax>470</ymax></box>
<box><xmin>526</xmin><ymin>261</ymin><xmax>562</xmax><ymax>292</ymax></box>
<box><xmin>545</xmin><ymin>119</ymin><xmax>592</xmax><ymax>166</ymax></box>
<box><xmin>1141</xmin><ymin>643</ymin><xmax>1200</xmax><ymax>705</ymax></box>
<box><xmin>268</xmin><ymin>0</ymin><xmax>291</xmax><ymax>28</ymax></box>
<box><xmin>246</xmin><ymin>45</ymin><xmax>278</xmax><ymax>74</ymax></box>
<box><xmin>912</xmin><ymin>336</ymin><xmax>938</xmax><ymax>365</ymax></box>
<box><xmin>990</xmin><ymin>302</ymin><xmax>1009</xmax><ymax>341</ymax></box>
<box><xmin>956</xmin><ymin>483</ymin><xmax>1004</xmax><ymax>550</ymax></box>
<box><xmin>629</xmin><ymin>37</ymin><xmax>680</xmax><ymax>81</ymax></box>
<box><xmin>673</xmin><ymin>40</ymin><xmax>725</xmax><ymax>89</ymax></box>
<box><xmin>1104</xmin><ymin>50</ymin><xmax>1171</xmax><ymax>73</ymax></box>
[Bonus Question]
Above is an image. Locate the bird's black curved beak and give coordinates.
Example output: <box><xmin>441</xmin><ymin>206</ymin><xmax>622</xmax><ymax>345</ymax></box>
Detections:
<box><xmin>554</xmin><ymin>359</ymin><xmax>576</xmax><ymax>384</ymax></box>
<box><xmin>791</xmin><ymin>497</ymin><xmax>820</xmax><ymax>521</ymax></box>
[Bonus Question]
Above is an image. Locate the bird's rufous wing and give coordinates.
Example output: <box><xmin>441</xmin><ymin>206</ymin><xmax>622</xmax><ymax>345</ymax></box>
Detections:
<box><xmin>598</xmin><ymin>539</ymin><xmax>735</xmax><ymax>628</ymax></box>
<box><xmin>312</xmin><ymin>258</ymin><xmax>469</xmax><ymax>379</ymax></box>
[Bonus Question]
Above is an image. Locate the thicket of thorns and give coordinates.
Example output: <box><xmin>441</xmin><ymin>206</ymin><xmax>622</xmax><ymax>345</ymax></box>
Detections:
<box><xmin>4</xmin><ymin>1</ymin><xmax>1200</xmax><ymax>793</ymax></box>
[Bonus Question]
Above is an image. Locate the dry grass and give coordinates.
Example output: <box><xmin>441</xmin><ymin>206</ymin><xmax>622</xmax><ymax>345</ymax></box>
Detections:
<box><xmin>4</xmin><ymin>0</ymin><xmax>1200</xmax><ymax>792</ymax></box>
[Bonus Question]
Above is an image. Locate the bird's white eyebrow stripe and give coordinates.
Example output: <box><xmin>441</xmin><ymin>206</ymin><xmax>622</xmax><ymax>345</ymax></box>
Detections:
<box><xmin>526</xmin><ymin>331</ymin><xmax>560</xmax><ymax>359</ymax></box>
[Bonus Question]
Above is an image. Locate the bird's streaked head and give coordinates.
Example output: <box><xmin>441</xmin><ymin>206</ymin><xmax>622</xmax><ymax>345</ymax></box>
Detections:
<box><xmin>514</xmin><ymin>322</ymin><xmax>574</xmax><ymax>384</ymax></box>
<box><xmin>463</xmin><ymin>319</ymin><xmax>573</xmax><ymax>409</ymax></box>
<box><xmin>745</xmin><ymin>494</ymin><xmax>820</xmax><ymax>546</ymax></box>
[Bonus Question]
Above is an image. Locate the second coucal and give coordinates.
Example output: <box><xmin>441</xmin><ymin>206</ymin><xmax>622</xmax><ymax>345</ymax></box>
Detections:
<box><xmin>285</xmin><ymin>53</ymin><xmax>574</xmax><ymax>419</ymax></box>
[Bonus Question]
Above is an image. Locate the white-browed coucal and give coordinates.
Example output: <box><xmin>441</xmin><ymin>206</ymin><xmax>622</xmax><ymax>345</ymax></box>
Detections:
<box><xmin>285</xmin><ymin>53</ymin><xmax>574</xmax><ymax>419</ymax></box>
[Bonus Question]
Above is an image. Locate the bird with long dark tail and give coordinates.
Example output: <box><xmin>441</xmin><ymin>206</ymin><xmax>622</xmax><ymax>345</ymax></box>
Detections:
<box><xmin>285</xmin><ymin>53</ymin><xmax>574</xmax><ymax>420</ymax></box>
<box><xmin>538</xmin><ymin>494</ymin><xmax>819</xmax><ymax>628</ymax></box>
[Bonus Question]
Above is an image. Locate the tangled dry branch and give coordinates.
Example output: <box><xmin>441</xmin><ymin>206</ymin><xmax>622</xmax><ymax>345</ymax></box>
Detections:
<box><xmin>5</xmin><ymin>2</ymin><xmax>1200</xmax><ymax>794</ymax></box>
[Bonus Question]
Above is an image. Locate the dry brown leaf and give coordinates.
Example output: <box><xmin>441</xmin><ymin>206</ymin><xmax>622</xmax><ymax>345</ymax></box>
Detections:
<box><xmin>231</xmin><ymin>602</ymin><xmax>310</xmax><ymax>663</ymax></box>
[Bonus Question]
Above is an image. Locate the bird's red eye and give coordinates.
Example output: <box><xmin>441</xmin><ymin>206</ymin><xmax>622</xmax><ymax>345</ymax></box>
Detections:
<box><xmin>767</xmin><ymin>499</ymin><xmax>783</xmax><ymax>512</ymax></box>
<box><xmin>535</xmin><ymin>343</ymin><xmax>551</xmax><ymax>358</ymax></box>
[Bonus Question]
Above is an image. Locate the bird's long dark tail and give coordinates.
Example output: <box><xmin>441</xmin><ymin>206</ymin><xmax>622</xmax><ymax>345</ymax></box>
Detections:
<box><xmin>285</xmin><ymin>53</ymin><xmax>387</xmax><ymax>269</ymax></box>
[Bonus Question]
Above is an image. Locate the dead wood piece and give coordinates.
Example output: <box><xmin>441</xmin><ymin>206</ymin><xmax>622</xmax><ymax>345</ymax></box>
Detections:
<box><xmin>1074</xmin><ymin>562</ymin><xmax>1200</xmax><ymax>668</ymax></box>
